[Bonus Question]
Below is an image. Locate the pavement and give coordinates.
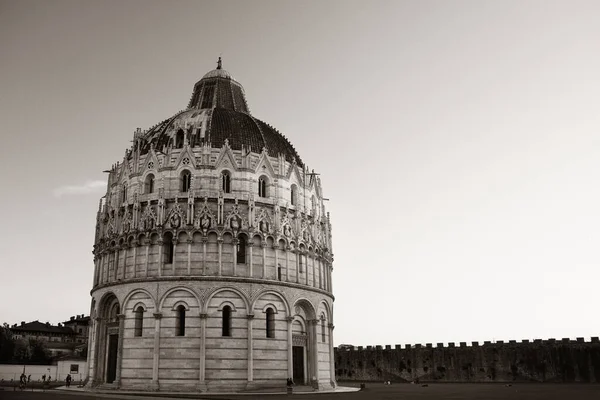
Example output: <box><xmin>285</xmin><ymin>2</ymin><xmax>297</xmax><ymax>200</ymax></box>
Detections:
<box><xmin>53</xmin><ymin>384</ymin><xmax>360</xmax><ymax>398</ymax></box>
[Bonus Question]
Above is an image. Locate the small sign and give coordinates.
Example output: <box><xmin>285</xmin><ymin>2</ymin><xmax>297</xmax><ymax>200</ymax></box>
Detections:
<box><xmin>70</xmin><ymin>364</ymin><xmax>79</xmax><ymax>374</ymax></box>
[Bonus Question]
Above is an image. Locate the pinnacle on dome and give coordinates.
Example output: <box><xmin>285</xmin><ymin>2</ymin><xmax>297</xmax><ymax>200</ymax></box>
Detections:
<box><xmin>187</xmin><ymin>57</ymin><xmax>249</xmax><ymax>113</ymax></box>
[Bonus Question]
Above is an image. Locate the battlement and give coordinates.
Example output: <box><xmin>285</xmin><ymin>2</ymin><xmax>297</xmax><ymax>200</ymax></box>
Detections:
<box><xmin>338</xmin><ymin>336</ymin><xmax>600</xmax><ymax>351</ymax></box>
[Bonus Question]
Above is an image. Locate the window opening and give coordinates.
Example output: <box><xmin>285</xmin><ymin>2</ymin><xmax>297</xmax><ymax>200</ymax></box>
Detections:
<box><xmin>237</xmin><ymin>235</ymin><xmax>246</xmax><ymax>264</ymax></box>
<box><xmin>164</xmin><ymin>235</ymin><xmax>174</xmax><ymax>264</ymax></box>
<box><xmin>258</xmin><ymin>177</ymin><xmax>267</xmax><ymax>198</ymax></box>
<box><xmin>145</xmin><ymin>174</ymin><xmax>155</xmax><ymax>194</ymax></box>
<box><xmin>291</xmin><ymin>185</ymin><xmax>297</xmax><ymax>206</ymax></box>
<box><xmin>221</xmin><ymin>171</ymin><xmax>231</xmax><ymax>193</ymax></box>
<box><xmin>176</xmin><ymin>305</ymin><xmax>186</xmax><ymax>336</ymax></box>
<box><xmin>181</xmin><ymin>171</ymin><xmax>191</xmax><ymax>192</ymax></box>
<box><xmin>266</xmin><ymin>308</ymin><xmax>275</xmax><ymax>338</ymax></box>
<box><xmin>175</xmin><ymin>129</ymin><xmax>185</xmax><ymax>148</ymax></box>
<box><xmin>134</xmin><ymin>307</ymin><xmax>144</xmax><ymax>337</ymax></box>
<box><xmin>321</xmin><ymin>319</ymin><xmax>326</xmax><ymax>342</ymax></box>
<box><xmin>222</xmin><ymin>305</ymin><xmax>232</xmax><ymax>337</ymax></box>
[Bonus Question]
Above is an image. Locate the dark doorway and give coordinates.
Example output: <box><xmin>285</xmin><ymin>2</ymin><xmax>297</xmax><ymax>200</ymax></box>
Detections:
<box><xmin>292</xmin><ymin>346</ymin><xmax>305</xmax><ymax>383</ymax></box>
<box><xmin>106</xmin><ymin>334</ymin><xmax>118</xmax><ymax>383</ymax></box>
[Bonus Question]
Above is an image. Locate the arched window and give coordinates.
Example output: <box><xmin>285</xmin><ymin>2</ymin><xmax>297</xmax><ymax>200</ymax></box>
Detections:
<box><xmin>277</xmin><ymin>265</ymin><xmax>282</xmax><ymax>281</ymax></box>
<box><xmin>109</xmin><ymin>303</ymin><xmax>120</xmax><ymax>323</ymax></box>
<box><xmin>134</xmin><ymin>307</ymin><xmax>144</xmax><ymax>337</ymax></box>
<box><xmin>181</xmin><ymin>170</ymin><xmax>191</xmax><ymax>192</ymax></box>
<box><xmin>176</xmin><ymin>305</ymin><xmax>186</xmax><ymax>336</ymax></box>
<box><xmin>237</xmin><ymin>235</ymin><xmax>246</xmax><ymax>264</ymax></box>
<box><xmin>266</xmin><ymin>308</ymin><xmax>275</xmax><ymax>338</ymax></box>
<box><xmin>122</xmin><ymin>184</ymin><xmax>128</xmax><ymax>204</ymax></box>
<box><xmin>258</xmin><ymin>176</ymin><xmax>268</xmax><ymax>198</ymax></box>
<box><xmin>298</xmin><ymin>251</ymin><xmax>303</xmax><ymax>273</ymax></box>
<box><xmin>145</xmin><ymin>174</ymin><xmax>155</xmax><ymax>194</ymax></box>
<box><xmin>175</xmin><ymin>129</ymin><xmax>185</xmax><ymax>148</ymax></box>
<box><xmin>321</xmin><ymin>318</ymin><xmax>326</xmax><ymax>342</ymax></box>
<box><xmin>163</xmin><ymin>234</ymin><xmax>174</xmax><ymax>264</ymax></box>
<box><xmin>221</xmin><ymin>171</ymin><xmax>231</xmax><ymax>193</ymax></box>
<box><xmin>222</xmin><ymin>305</ymin><xmax>232</xmax><ymax>337</ymax></box>
<box><xmin>291</xmin><ymin>185</ymin><xmax>297</xmax><ymax>206</ymax></box>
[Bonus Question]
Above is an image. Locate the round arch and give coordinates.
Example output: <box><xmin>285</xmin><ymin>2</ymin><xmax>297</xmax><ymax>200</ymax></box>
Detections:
<box><xmin>122</xmin><ymin>288</ymin><xmax>157</xmax><ymax>312</ymax></box>
<box><xmin>251</xmin><ymin>289</ymin><xmax>291</xmax><ymax>316</ymax></box>
<box><xmin>292</xmin><ymin>298</ymin><xmax>317</xmax><ymax>320</ymax></box>
<box><xmin>158</xmin><ymin>286</ymin><xmax>201</xmax><ymax>310</ymax></box>
<box><xmin>203</xmin><ymin>286</ymin><xmax>251</xmax><ymax>314</ymax></box>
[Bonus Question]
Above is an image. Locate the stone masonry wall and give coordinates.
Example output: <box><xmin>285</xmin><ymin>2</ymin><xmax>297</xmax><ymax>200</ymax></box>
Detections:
<box><xmin>335</xmin><ymin>338</ymin><xmax>600</xmax><ymax>383</ymax></box>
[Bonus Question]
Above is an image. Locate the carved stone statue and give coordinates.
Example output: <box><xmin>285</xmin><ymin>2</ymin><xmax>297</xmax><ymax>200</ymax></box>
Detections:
<box><xmin>170</xmin><ymin>213</ymin><xmax>181</xmax><ymax>229</ymax></box>
<box><xmin>230</xmin><ymin>216</ymin><xmax>240</xmax><ymax>231</ymax></box>
<box><xmin>260</xmin><ymin>220</ymin><xmax>268</xmax><ymax>233</ymax></box>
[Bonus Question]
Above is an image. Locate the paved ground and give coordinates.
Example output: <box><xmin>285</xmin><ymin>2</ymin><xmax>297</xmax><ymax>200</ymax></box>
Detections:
<box><xmin>1</xmin><ymin>383</ymin><xmax>600</xmax><ymax>400</ymax></box>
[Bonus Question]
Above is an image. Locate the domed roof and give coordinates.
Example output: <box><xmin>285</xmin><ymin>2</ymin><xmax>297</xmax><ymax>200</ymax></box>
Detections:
<box><xmin>202</xmin><ymin>68</ymin><xmax>232</xmax><ymax>80</ymax></box>
<box><xmin>137</xmin><ymin>59</ymin><xmax>303</xmax><ymax>166</ymax></box>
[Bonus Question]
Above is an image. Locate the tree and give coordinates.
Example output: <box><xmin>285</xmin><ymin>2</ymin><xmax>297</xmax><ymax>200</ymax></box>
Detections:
<box><xmin>0</xmin><ymin>325</ymin><xmax>15</xmax><ymax>363</ymax></box>
<box><xmin>29</xmin><ymin>338</ymin><xmax>50</xmax><ymax>364</ymax></box>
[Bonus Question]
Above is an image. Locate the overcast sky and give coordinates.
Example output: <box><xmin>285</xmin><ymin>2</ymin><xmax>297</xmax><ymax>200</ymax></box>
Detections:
<box><xmin>1</xmin><ymin>0</ymin><xmax>599</xmax><ymax>346</ymax></box>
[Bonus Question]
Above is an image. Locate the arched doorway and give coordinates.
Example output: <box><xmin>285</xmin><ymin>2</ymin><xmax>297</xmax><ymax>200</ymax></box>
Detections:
<box><xmin>94</xmin><ymin>293</ymin><xmax>121</xmax><ymax>385</ymax></box>
<box><xmin>292</xmin><ymin>299</ymin><xmax>317</xmax><ymax>387</ymax></box>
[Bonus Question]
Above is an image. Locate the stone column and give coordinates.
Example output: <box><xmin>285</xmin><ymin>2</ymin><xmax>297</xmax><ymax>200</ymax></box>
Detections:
<box><xmin>144</xmin><ymin>239</ymin><xmax>150</xmax><ymax>278</ymax></box>
<box><xmin>232</xmin><ymin>239</ymin><xmax>238</xmax><ymax>276</ymax></box>
<box><xmin>104</xmin><ymin>253</ymin><xmax>109</xmax><ymax>283</ymax></box>
<box><xmin>328</xmin><ymin>323</ymin><xmax>336</xmax><ymax>388</ymax></box>
<box><xmin>187</xmin><ymin>238</ymin><xmax>193</xmax><ymax>275</ymax></box>
<box><xmin>92</xmin><ymin>258</ymin><xmax>99</xmax><ymax>286</ymax></box>
<box><xmin>84</xmin><ymin>316</ymin><xmax>95</xmax><ymax>387</ymax></box>
<box><xmin>197</xmin><ymin>313</ymin><xmax>208</xmax><ymax>391</ymax></box>
<box><xmin>151</xmin><ymin>312</ymin><xmax>162</xmax><ymax>391</ymax></box>
<box><xmin>114</xmin><ymin>314</ymin><xmax>126</xmax><ymax>387</ymax></box>
<box><xmin>172</xmin><ymin>238</ymin><xmax>178</xmax><ymax>275</ymax></box>
<box><xmin>311</xmin><ymin>252</ymin><xmax>316</xmax><ymax>287</ymax></box>
<box><xmin>262</xmin><ymin>242</ymin><xmax>267</xmax><ymax>278</ymax></box>
<box><xmin>304</xmin><ymin>252</ymin><xmax>309</xmax><ymax>286</ymax></box>
<box><xmin>274</xmin><ymin>244</ymin><xmax>279</xmax><ymax>279</ymax></box>
<box><xmin>285</xmin><ymin>245</ymin><xmax>290</xmax><ymax>282</ymax></box>
<box><xmin>309</xmin><ymin>319</ymin><xmax>319</xmax><ymax>389</ymax></box>
<box><xmin>132</xmin><ymin>241</ymin><xmax>138</xmax><ymax>278</ymax></box>
<box><xmin>158</xmin><ymin>240</ymin><xmax>164</xmax><ymax>277</ymax></box>
<box><xmin>246</xmin><ymin>314</ymin><xmax>254</xmax><ymax>386</ymax></box>
<box><xmin>286</xmin><ymin>316</ymin><xmax>294</xmax><ymax>380</ymax></box>
<box><xmin>202</xmin><ymin>237</ymin><xmax>207</xmax><ymax>275</ymax></box>
<box><xmin>217</xmin><ymin>238</ymin><xmax>223</xmax><ymax>276</ymax></box>
<box><xmin>295</xmin><ymin>250</ymin><xmax>300</xmax><ymax>283</ymax></box>
<box><xmin>91</xmin><ymin>316</ymin><xmax>103</xmax><ymax>385</ymax></box>
<box><xmin>114</xmin><ymin>247</ymin><xmax>120</xmax><ymax>281</ymax></box>
<box><xmin>248</xmin><ymin>242</ymin><xmax>254</xmax><ymax>278</ymax></box>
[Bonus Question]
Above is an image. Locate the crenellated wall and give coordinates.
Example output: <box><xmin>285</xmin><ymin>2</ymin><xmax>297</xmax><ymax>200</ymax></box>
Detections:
<box><xmin>335</xmin><ymin>338</ymin><xmax>600</xmax><ymax>383</ymax></box>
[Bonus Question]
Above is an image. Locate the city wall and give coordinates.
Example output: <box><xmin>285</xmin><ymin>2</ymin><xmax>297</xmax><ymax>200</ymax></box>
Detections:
<box><xmin>0</xmin><ymin>360</ymin><xmax>87</xmax><ymax>382</ymax></box>
<box><xmin>335</xmin><ymin>337</ymin><xmax>600</xmax><ymax>383</ymax></box>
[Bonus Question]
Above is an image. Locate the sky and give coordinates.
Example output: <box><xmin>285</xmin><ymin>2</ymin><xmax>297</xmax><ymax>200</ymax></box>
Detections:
<box><xmin>1</xmin><ymin>0</ymin><xmax>600</xmax><ymax>347</ymax></box>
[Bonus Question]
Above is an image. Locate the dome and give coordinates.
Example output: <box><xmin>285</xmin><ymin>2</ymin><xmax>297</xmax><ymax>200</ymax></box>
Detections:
<box><xmin>139</xmin><ymin>58</ymin><xmax>303</xmax><ymax>166</ymax></box>
<box><xmin>202</xmin><ymin>68</ymin><xmax>232</xmax><ymax>80</ymax></box>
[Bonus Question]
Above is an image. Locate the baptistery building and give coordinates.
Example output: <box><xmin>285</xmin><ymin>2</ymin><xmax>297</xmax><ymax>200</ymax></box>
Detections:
<box><xmin>86</xmin><ymin>59</ymin><xmax>336</xmax><ymax>392</ymax></box>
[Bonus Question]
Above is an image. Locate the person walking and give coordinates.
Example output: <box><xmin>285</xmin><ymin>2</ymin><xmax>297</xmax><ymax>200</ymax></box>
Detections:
<box><xmin>66</xmin><ymin>374</ymin><xmax>72</xmax><ymax>387</ymax></box>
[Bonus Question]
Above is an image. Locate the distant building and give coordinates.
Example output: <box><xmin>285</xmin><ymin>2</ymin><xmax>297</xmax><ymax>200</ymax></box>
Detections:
<box><xmin>9</xmin><ymin>315</ymin><xmax>90</xmax><ymax>357</ymax></box>
<box><xmin>10</xmin><ymin>320</ymin><xmax>75</xmax><ymax>343</ymax></box>
<box><xmin>63</xmin><ymin>314</ymin><xmax>91</xmax><ymax>344</ymax></box>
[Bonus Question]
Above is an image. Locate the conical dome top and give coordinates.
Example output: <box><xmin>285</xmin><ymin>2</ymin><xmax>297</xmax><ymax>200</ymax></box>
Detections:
<box><xmin>187</xmin><ymin>57</ymin><xmax>249</xmax><ymax>113</ymax></box>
